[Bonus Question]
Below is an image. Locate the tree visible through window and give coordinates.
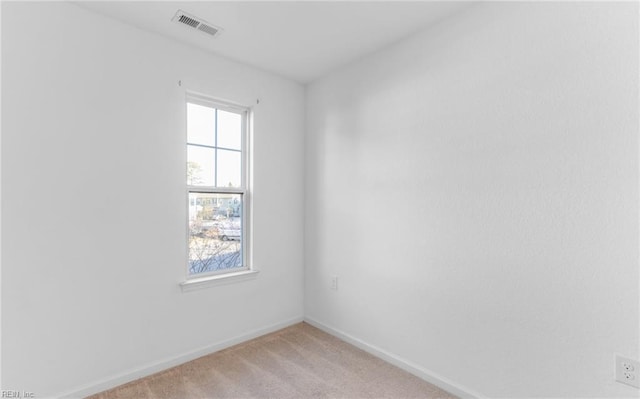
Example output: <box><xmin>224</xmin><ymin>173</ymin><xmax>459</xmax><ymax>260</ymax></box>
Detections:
<box><xmin>186</xmin><ymin>96</ymin><xmax>248</xmax><ymax>277</ymax></box>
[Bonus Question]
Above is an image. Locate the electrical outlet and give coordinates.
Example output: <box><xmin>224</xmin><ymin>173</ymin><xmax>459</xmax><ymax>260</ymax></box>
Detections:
<box><xmin>330</xmin><ymin>275</ymin><xmax>338</xmax><ymax>291</ymax></box>
<box><xmin>615</xmin><ymin>354</ymin><xmax>640</xmax><ymax>388</ymax></box>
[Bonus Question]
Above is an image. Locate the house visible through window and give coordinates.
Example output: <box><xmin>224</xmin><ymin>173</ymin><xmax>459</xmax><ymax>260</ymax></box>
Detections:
<box><xmin>186</xmin><ymin>95</ymin><xmax>249</xmax><ymax>278</ymax></box>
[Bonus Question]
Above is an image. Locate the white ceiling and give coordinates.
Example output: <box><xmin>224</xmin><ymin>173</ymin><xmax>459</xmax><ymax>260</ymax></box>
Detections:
<box><xmin>76</xmin><ymin>1</ymin><xmax>472</xmax><ymax>84</ymax></box>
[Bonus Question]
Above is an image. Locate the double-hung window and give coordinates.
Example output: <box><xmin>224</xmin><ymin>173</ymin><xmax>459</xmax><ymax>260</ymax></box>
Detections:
<box><xmin>185</xmin><ymin>94</ymin><xmax>250</xmax><ymax>280</ymax></box>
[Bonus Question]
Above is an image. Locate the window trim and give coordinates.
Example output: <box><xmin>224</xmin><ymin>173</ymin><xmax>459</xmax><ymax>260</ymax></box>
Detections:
<box><xmin>180</xmin><ymin>269</ymin><xmax>260</xmax><ymax>292</ymax></box>
<box><xmin>183</xmin><ymin>92</ymin><xmax>253</xmax><ymax>285</ymax></box>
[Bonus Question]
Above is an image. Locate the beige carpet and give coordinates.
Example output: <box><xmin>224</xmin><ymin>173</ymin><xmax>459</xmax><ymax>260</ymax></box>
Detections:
<box><xmin>88</xmin><ymin>322</ymin><xmax>456</xmax><ymax>399</ymax></box>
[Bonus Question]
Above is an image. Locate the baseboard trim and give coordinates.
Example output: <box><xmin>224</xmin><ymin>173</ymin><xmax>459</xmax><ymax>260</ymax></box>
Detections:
<box><xmin>57</xmin><ymin>316</ymin><xmax>304</xmax><ymax>398</ymax></box>
<box><xmin>304</xmin><ymin>317</ymin><xmax>486</xmax><ymax>399</ymax></box>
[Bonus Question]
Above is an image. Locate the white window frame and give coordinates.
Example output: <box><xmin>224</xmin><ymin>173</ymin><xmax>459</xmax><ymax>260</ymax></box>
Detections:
<box><xmin>181</xmin><ymin>92</ymin><xmax>256</xmax><ymax>290</ymax></box>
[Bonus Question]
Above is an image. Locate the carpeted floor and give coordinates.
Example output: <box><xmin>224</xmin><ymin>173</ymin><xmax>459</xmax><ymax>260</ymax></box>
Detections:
<box><xmin>88</xmin><ymin>322</ymin><xmax>456</xmax><ymax>399</ymax></box>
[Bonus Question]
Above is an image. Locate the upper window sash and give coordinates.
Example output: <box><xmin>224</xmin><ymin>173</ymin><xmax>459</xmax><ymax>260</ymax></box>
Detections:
<box><xmin>186</xmin><ymin>94</ymin><xmax>248</xmax><ymax>190</ymax></box>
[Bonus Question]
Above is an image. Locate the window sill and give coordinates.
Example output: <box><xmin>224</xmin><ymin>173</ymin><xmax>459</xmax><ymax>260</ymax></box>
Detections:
<box><xmin>180</xmin><ymin>269</ymin><xmax>259</xmax><ymax>292</ymax></box>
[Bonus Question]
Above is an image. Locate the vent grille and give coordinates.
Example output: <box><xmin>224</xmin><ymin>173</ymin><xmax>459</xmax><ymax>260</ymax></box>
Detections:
<box><xmin>172</xmin><ymin>10</ymin><xmax>222</xmax><ymax>38</ymax></box>
<box><xmin>178</xmin><ymin>15</ymin><xmax>199</xmax><ymax>28</ymax></box>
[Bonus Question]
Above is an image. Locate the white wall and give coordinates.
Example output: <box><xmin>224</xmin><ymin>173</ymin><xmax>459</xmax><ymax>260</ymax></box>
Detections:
<box><xmin>305</xmin><ymin>2</ymin><xmax>639</xmax><ymax>398</ymax></box>
<box><xmin>1</xmin><ymin>2</ymin><xmax>304</xmax><ymax>396</ymax></box>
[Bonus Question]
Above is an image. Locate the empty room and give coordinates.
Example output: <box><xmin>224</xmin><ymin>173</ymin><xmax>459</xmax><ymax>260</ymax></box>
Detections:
<box><xmin>1</xmin><ymin>1</ymin><xmax>639</xmax><ymax>398</ymax></box>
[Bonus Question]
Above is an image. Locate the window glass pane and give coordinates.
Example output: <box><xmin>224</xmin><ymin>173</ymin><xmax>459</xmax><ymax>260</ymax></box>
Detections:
<box><xmin>187</xmin><ymin>103</ymin><xmax>215</xmax><ymax>146</ymax></box>
<box><xmin>187</xmin><ymin>145</ymin><xmax>215</xmax><ymax>186</ymax></box>
<box><xmin>217</xmin><ymin>110</ymin><xmax>242</xmax><ymax>150</ymax></box>
<box><xmin>216</xmin><ymin>149</ymin><xmax>241</xmax><ymax>188</ymax></box>
<box><xmin>189</xmin><ymin>192</ymin><xmax>243</xmax><ymax>275</ymax></box>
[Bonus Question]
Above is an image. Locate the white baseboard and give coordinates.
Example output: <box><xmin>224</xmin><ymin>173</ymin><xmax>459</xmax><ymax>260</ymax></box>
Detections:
<box><xmin>57</xmin><ymin>316</ymin><xmax>304</xmax><ymax>398</ymax></box>
<box><xmin>304</xmin><ymin>317</ymin><xmax>485</xmax><ymax>399</ymax></box>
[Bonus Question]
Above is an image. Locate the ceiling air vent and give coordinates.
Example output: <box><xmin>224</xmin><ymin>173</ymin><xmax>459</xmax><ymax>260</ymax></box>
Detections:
<box><xmin>172</xmin><ymin>10</ymin><xmax>222</xmax><ymax>38</ymax></box>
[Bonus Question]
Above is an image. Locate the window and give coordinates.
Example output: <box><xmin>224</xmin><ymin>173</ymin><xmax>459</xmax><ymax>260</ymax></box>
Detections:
<box><xmin>185</xmin><ymin>94</ymin><xmax>250</xmax><ymax>280</ymax></box>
